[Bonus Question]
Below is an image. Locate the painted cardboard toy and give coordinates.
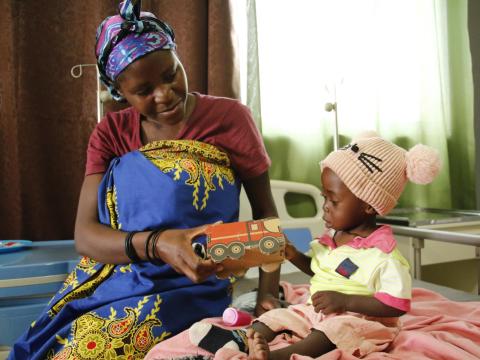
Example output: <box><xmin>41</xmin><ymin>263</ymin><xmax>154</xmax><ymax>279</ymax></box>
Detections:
<box><xmin>204</xmin><ymin>217</ymin><xmax>286</xmax><ymax>278</ymax></box>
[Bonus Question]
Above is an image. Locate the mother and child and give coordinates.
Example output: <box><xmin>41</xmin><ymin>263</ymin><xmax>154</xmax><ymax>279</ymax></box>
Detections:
<box><xmin>7</xmin><ymin>1</ymin><xmax>441</xmax><ymax>359</ymax></box>
<box><xmin>8</xmin><ymin>1</ymin><xmax>280</xmax><ymax>359</ymax></box>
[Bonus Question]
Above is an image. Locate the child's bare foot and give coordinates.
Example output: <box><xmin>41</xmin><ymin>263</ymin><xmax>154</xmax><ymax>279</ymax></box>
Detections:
<box><xmin>247</xmin><ymin>328</ymin><xmax>269</xmax><ymax>360</ymax></box>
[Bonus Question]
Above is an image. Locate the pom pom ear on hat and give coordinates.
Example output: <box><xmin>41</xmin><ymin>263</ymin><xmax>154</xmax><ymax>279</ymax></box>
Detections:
<box><xmin>406</xmin><ymin>144</ymin><xmax>441</xmax><ymax>184</ymax></box>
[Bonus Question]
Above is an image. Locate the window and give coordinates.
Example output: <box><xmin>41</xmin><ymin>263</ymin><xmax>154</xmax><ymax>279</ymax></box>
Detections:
<box><xmin>232</xmin><ymin>0</ymin><xmax>475</xmax><ymax>209</ymax></box>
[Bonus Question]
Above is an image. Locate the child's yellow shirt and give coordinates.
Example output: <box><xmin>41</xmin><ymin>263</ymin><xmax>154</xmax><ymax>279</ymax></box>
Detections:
<box><xmin>309</xmin><ymin>225</ymin><xmax>411</xmax><ymax>311</ymax></box>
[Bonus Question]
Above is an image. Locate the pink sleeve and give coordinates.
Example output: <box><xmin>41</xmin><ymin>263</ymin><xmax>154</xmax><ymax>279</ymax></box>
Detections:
<box><xmin>373</xmin><ymin>257</ymin><xmax>412</xmax><ymax>312</ymax></box>
<box><xmin>374</xmin><ymin>292</ymin><xmax>411</xmax><ymax>312</ymax></box>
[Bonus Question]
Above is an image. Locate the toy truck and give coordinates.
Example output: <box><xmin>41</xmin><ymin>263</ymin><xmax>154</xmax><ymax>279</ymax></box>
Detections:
<box><xmin>204</xmin><ymin>218</ymin><xmax>286</xmax><ymax>277</ymax></box>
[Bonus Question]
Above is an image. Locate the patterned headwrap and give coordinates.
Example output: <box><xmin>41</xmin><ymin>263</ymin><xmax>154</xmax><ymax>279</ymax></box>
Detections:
<box><xmin>95</xmin><ymin>0</ymin><xmax>176</xmax><ymax>101</ymax></box>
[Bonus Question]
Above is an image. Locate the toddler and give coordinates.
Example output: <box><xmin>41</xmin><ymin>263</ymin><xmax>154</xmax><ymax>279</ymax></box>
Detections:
<box><xmin>189</xmin><ymin>132</ymin><xmax>441</xmax><ymax>359</ymax></box>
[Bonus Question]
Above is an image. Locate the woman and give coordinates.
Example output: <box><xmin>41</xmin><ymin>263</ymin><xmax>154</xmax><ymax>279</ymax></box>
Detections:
<box><xmin>8</xmin><ymin>1</ymin><xmax>280</xmax><ymax>359</ymax></box>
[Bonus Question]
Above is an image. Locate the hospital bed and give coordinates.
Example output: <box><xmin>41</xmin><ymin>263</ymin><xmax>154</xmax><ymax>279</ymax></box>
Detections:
<box><xmin>1</xmin><ymin>180</ymin><xmax>480</xmax><ymax>359</ymax></box>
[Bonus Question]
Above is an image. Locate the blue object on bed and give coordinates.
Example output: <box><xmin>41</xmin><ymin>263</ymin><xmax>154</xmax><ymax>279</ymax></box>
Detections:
<box><xmin>283</xmin><ymin>228</ymin><xmax>312</xmax><ymax>253</ymax></box>
<box><xmin>0</xmin><ymin>240</ymin><xmax>80</xmax><ymax>346</ymax></box>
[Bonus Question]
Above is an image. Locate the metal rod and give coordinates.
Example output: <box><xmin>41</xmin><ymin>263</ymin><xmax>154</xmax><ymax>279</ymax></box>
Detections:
<box><xmin>391</xmin><ymin>225</ymin><xmax>480</xmax><ymax>247</ymax></box>
<box><xmin>411</xmin><ymin>238</ymin><xmax>424</xmax><ymax>279</ymax></box>
<box><xmin>70</xmin><ymin>64</ymin><xmax>103</xmax><ymax>123</ymax></box>
<box><xmin>391</xmin><ymin>224</ymin><xmax>480</xmax><ymax>292</ymax></box>
<box><xmin>333</xmin><ymin>103</ymin><xmax>339</xmax><ymax>150</ymax></box>
<box><xmin>96</xmin><ymin>67</ymin><xmax>102</xmax><ymax>123</ymax></box>
<box><xmin>324</xmin><ymin>102</ymin><xmax>339</xmax><ymax>150</ymax></box>
<box><xmin>415</xmin><ymin>208</ymin><xmax>480</xmax><ymax>216</ymax></box>
<box><xmin>333</xmin><ymin>84</ymin><xmax>339</xmax><ymax>150</ymax></box>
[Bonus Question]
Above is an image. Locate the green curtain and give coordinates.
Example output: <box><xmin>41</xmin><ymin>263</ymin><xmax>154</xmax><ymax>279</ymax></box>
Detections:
<box><xmin>249</xmin><ymin>0</ymin><xmax>475</xmax><ymax>211</ymax></box>
<box><xmin>444</xmin><ymin>0</ymin><xmax>476</xmax><ymax>209</ymax></box>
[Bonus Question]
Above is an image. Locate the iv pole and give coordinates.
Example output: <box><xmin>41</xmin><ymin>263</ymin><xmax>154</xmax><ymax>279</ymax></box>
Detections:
<box><xmin>324</xmin><ymin>83</ymin><xmax>339</xmax><ymax>150</ymax></box>
<box><xmin>70</xmin><ymin>64</ymin><xmax>104</xmax><ymax>123</ymax></box>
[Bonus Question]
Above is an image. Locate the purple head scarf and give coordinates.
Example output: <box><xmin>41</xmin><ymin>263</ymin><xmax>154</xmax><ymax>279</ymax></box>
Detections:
<box><xmin>95</xmin><ymin>0</ymin><xmax>176</xmax><ymax>101</ymax></box>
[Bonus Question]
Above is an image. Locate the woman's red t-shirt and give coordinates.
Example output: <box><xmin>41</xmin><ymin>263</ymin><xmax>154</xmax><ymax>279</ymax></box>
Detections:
<box><xmin>86</xmin><ymin>93</ymin><xmax>271</xmax><ymax>180</ymax></box>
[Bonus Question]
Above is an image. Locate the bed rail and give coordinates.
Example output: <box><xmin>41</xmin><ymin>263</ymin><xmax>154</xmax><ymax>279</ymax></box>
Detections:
<box><xmin>391</xmin><ymin>225</ymin><xmax>480</xmax><ymax>293</ymax></box>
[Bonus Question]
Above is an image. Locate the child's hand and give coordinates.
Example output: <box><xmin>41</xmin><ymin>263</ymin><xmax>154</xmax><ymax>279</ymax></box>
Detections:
<box><xmin>284</xmin><ymin>235</ymin><xmax>298</xmax><ymax>261</ymax></box>
<box><xmin>312</xmin><ymin>291</ymin><xmax>348</xmax><ymax>314</ymax></box>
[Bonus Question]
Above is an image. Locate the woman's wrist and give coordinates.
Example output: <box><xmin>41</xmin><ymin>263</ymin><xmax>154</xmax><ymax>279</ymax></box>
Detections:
<box><xmin>131</xmin><ymin>232</ymin><xmax>150</xmax><ymax>261</ymax></box>
<box><xmin>129</xmin><ymin>230</ymin><xmax>167</xmax><ymax>263</ymax></box>
<box><xmin>125</xmin><ymin>231</ymin><xmax>141</xmax><ymax>262</ymax></box>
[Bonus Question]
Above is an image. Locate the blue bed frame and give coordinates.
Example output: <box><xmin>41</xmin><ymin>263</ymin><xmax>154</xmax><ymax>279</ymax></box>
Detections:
<box><xmin>0</xmin><ymin>240</ymin><xmax>80</xmax><ymax>347</ymax></box>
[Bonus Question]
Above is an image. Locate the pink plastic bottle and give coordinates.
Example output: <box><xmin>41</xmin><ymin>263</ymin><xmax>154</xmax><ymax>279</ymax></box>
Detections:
<box><xmin>222</xmin><ymin>307</ymin><xmax>253</xmax><ymax>326</ymax></box>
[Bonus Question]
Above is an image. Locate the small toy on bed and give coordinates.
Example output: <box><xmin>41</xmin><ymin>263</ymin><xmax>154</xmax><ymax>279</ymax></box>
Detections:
<box><xmin>222</xmin><ymin>307</ymin><xmax>253</xmax><ymax>326</ymax></box>
<box><xmin>193</xmin><ymin>218</ymin><xmax>286</xmax><ymax>278</ymax></box>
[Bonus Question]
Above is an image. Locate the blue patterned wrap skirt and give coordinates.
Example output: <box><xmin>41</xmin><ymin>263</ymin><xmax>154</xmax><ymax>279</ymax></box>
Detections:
<box><xmin>9</xmin><ymin>140</ymin><xmax>240</xmax><ymax>360</ymax></box>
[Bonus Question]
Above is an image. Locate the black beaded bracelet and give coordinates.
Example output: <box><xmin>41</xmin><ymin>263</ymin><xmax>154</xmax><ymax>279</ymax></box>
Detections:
<box><xmin>145</xmin><ymin>230</ymin><xmax>164</xmax><ymax>265</ymax></box>
<box><xmin>151</xmin><ymin>229</ymin><xmax>165</xmax><ymax>262</ymax></box>
<box><xmin>124</xmin><ymin>231</ymin><xmax>141</xmax><ymax>263</ymax></box>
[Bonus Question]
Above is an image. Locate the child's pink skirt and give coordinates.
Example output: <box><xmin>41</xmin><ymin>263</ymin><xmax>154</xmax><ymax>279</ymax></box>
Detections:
<box><xmin>257</xmin><ymin>303</ymin><xmax>400</xmax><ymax>357</ymax></box>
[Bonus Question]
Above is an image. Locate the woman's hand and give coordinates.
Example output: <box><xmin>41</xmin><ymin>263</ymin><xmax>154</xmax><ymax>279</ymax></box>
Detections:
<box><xmin>155</xmin><ymin>225</ymin><xmax>223</xmax><ymax>283</ymax></box>
<box><xmin>311</xmin><ymin>291</ymin><xmax>348</xmax><ymax>315</ymax></box>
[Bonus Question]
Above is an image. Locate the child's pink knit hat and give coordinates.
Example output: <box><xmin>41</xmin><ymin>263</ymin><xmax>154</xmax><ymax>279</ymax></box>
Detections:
<box><xmin>320</xmin><ymin>131</ymin><xmax>442</xmax><ymax>215</ymax></box>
